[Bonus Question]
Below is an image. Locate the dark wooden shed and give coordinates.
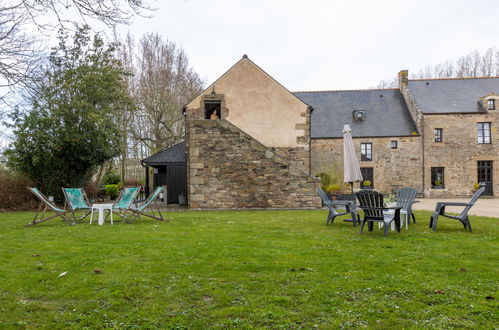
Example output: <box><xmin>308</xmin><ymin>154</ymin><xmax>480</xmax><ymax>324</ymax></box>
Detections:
<box><xmin>141</xmin><ymin>141</ymin><xmax>187</xmax><ymax>205</ymax></box>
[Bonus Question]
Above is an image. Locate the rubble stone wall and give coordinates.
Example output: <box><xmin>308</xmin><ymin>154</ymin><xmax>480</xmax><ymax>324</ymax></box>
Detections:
<box><xmin>186</xmin><ymin>119</ymin><xmax>321</xmax><ymax>209</ymax></box>
<box><xmin>311</xmin><ymin>136</ymin><xmax>424</xmax><ymax>195</ymax></box>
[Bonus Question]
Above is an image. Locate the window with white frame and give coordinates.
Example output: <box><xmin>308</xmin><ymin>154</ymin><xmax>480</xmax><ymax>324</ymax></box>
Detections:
<box><xmin>477</xmin><ymin>122</ymin><xmax>491</xmax><ymax>144</ymax></box>
<box><xmin>487</xmin><ymin>99</ymin><xmax>495</xmax><ymax>110</ymax></box>
<box><xmin>361</xmin><ymin>143</ymin><xmax>372</xmax><ymax>161</ymax></box>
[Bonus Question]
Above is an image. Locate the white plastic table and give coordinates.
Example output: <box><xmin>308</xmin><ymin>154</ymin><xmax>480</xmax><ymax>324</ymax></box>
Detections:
<box><xmin>90</xmin><ymin>204</ymin><xmax>113</xmax><ymax>225</ymax></box>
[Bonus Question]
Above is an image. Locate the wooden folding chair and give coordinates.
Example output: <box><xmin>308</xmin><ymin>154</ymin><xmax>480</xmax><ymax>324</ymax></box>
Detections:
<box><xmin>123</xmin><ymin>187</ymin><xmax>169</xmax><ymax>223</ymax></box>
<box><xmin>26</xmin><ymin>187</ymin><xmax>74</xmax><ymax>227</ymax></box>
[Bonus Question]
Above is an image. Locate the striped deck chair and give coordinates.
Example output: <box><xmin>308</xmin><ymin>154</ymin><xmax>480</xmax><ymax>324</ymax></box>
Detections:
<box><xmin>26</xmin><ymin>187</ymin><xmax>74</xmax><ymax>227</ymax></box>
<box><xmin>62</xmin><ymin>188</ymin><xmax>92</xmax><ymax>222</ymax></box>
<box><xmin>124</xmin><ymin>186</ymin><xmax>169</xmax><ymax>223</ymax></box>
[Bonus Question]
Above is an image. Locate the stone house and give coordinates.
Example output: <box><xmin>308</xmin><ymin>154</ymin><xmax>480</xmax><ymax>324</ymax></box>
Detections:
<box><xmin>182</xmin><ymin>55</ymin><xmax>320</xmax><ymax>209</ymax></box>
<box><xmin>399</xmin><ymin>72</ymin><xmax>498</xmax><ymax>197</ymax></box>
<box><xmin>155</xmin><ymin>55</ymin><xmax>497</xmax><ymax>208</ymax></box>
<box><xmin>300</xmin><ymin>71</ymin><xmax>498</xmax><ymax>198</ymax></box>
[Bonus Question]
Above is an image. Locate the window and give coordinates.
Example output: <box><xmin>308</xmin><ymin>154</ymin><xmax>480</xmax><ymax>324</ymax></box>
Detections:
<box><xmin>204</xmin><ymin>100</ymin><xmax>221</xmax><ymax>119</ymax></box>
<box><xmin>361</xmin><ymin>143</ymin><xmax>372</xmax><ymax>161</ymax></box>
<box><xmin>360</xmin><ymin>168</ymin><xmax>374</xmax><ymax>189</ymax></box>
<box><xmin>391</xmin><ymin>141</ymin><xmax>398</xmax><ymax>149</ymax></box>
<box><xmin>477</xmin><ymin>122</ymin><xmax>491</xmax><ymax>144</ymax></box>
<box><xmin>353</xmin><ymin>110</ymin><xmax>365</xmax><ymax>121</ymax></box>
<box><xmin>487</xmin><ymin>99</ymin><xmax>495</xmax><ymax>110</ymax></box>
<box><xmin>431</xmin><ymin>167</ymin><xmax>445</xmax><ymax>189</ymax></box>
<box><xmin>434</xmin><ymin>128</ymin><xmax>443</xmax><ymax>142</ymax></box>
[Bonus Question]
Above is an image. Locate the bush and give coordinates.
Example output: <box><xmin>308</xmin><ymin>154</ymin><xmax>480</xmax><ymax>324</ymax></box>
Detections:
<box><xmin>316</xmin><ymin>172</ymin><xmax>331</xmax><ymax>191</ymax></box>
<box><xmin>0</xmin><ymin>169</ymin><xmax>37</xmax><ymax>210</ymax></box>
<box><xmin>101</xmin><ymin>173</ymin><xmax>121</xmax><ymax>186</ymax></box>
<box><xmin>326</xmin><ymin>183</ymin><xmax>341</xmax><ymax>193</ymax></box>
<box><xmin>363</xmin><ymin>180</ymin><xmax>372</xmax><ymax>187</ymax></box>
<box><xmin>105</xmin><ymin>184</ymin><xmax>120</xmax><ymax>199</ymax></box>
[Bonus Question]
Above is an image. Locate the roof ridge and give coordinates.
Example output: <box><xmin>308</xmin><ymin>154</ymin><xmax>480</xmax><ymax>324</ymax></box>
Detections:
<box><xmin>294</xmin><ymin>88</ymin><xmax>399</xmax><ymax>93</ymax></box>
<box><xmin>409</xmin><ymin>76</ymin><xmax>499</xmax><ymax>81</ymax></box>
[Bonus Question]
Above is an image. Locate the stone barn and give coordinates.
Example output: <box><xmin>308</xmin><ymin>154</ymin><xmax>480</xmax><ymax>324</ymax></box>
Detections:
<box><xmin>182</xmin><ymin>55</ymin><xmax>321</xmax><ymax>209</ymax></box>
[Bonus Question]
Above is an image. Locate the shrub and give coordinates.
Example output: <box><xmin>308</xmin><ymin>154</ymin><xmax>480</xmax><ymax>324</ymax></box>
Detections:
<box><xmin>363</xmin><ymin>180</ymin><xmax>372</xmax><ymax>187</ymax></box>
<box><xmin>473</xmin><ymin>182</ymin><xmax>480</xmax><ymax>191</ymax></box>
<box><xmin>326</xmin><ymin>184</ymin><xmax>341</xmax><ymax>193</ymax></box>
<box><xmin>101</xmin><ymin>173</ymin><xmax>121</xmax><ymax>186</ymax></box>
<box><xmin>105</xmin><ymin>184</ymin><xmax>120</xmax><ymax>199</ymax></box>
<box><xmin>0</xmin><ymin>169</ymin><xmax>37</xmax><ymax>210</ymax></box>
<box><xmin>316</xmin><ymin>172</ymin><xmax>331</xmax><ymax>191</ymax></box>
<box><xmin>434</xmin><ymin>180</ymin><xmax>442</xmax><ymax>186</ymax></box>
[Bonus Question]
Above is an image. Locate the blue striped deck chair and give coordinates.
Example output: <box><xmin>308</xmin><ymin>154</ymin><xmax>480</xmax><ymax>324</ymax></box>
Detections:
<box><xmin>124</xmin><ymin>186</ymin><xmax>169</xmax><ymax>223</ymax></box>
<box><xmin>62</xmin><ymin>188</ymin><xmax>92</xmax><ymax>222</ymax></box>
<box><xmin>26</xmin><ymin>187</ymin><xmax>74</xmax><ymax>227</ymax></box>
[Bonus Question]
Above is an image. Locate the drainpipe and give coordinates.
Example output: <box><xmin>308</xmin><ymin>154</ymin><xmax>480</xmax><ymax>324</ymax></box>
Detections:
<box><xmin>421</xmin><ymin>116</ymin><xmax>426</xmax><ymax>196</ymax></box>
<box><xmin>140</xmin><ymin>159</ymin><xmax>150</xmax><ymax>198</ymax></box>
<box><xmin>308</xmin><ymin>105</ymin><xmax>314</xmax><ymax>176</ymax></box>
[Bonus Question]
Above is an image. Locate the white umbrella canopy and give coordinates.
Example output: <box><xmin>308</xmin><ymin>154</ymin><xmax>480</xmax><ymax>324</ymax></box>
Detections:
<box><xmin>343</xmin><ymin>124</ymin><xmax>363</xmax><ymax>190</ymax></box>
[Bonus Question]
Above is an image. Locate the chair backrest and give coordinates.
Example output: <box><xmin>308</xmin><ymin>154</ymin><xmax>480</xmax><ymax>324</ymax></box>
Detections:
<box><xmin>114</xmin><ymin>187</ymin><xmax>140</xmax><ymax>209</ymax></box>
<box><xmin>63</xmin><ymin>188</ymin><xmax>91</xmax><ymax>210</ymax></box>
<box><xmin>460</xmin><ymin>186</ymin><xmax>486</xmax><ymax>216</ymax></box>
<box><xmin>469</xmin><ymin>186</ymin><xmax>486</xmax><ymax>205</ymax></box>
<box><xmin>316</xmin><ymin>188</ymin><xmax>332</xmax><ymax>206</ymax></box>
<box><xmin>136</xmin><ymin>186</ymin><xmax>163</xmax><ymax>212</ymax></box>
<box><xmin>28</xmin><ymin>187</ymin><xmax>65</xmax><ymax>213</ymax></box>
<box><xmin>396</xmin><ymin>187</ymin><xmax>417</xmax><ymax>210</ymax></box>
<box><xmin>356</xmin><ymin>190</ymin><xmax>384</xmax><ymax>219</ymax></box>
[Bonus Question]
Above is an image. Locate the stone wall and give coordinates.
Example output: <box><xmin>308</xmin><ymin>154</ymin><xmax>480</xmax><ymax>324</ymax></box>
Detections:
<box><xmin>423</xmin><ymin>112</ymin><xmax>499</xmax><ymax>197</ymax></box>
<box><xmin>186</xmin><ymin>119</ymin><xmax>321</xmax><ymax>209</ymax></box>
<box><xmin>311</xmin><ymin>136</ymin><xmax>423</xmax><ymax>194</ymax></box>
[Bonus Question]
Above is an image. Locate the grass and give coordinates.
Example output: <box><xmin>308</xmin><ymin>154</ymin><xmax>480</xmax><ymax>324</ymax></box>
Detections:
<box><xmin>0</xmin><ymin>209</ymin><xmax>497</xmax><ymax>329</ymax></box>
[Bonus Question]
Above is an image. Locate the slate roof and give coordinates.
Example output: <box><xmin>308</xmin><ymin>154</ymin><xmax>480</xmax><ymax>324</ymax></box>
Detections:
<box><xmin>295</xmin><ymin>89</ymin><xmax>417</xmax><ymax>138</ymax></box>
<box><xmin>408</xmin><ymin>77</ymin><xmax>499</xmax><ymax>114</ymax></box>
<box><xmin>142</xmin><ymin>141</ymin><xmax>185</xmax><ymax>165</ymax></box>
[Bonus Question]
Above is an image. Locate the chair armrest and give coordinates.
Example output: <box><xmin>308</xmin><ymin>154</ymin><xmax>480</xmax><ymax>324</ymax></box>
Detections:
<box><xmin>359</xmin><ymin>206</ymin><xmax>400</xmax><ymax>211</ymax></box>
<box><xmin>436</xmin><ymin>202</ymin><xmax>473</xmax><ymax>207</ymax></box>
<box><xmin>331</xmin><ymin>201</ymin><xmax>354</xmax><ymax>206</ymax></box>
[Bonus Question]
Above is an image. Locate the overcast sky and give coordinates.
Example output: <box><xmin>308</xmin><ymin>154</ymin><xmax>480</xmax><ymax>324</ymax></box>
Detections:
<box><xmin>116</xmin><ymin>0</ymin><xmax>499</xmax><ymax>91</ymax></box>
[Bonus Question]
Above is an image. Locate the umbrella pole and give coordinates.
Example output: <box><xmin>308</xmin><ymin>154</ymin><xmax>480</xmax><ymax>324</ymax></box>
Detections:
<box><xmin>350</xmin><ymin>182</ymin><xmax>353</xmax><ymax>195</ymax></box>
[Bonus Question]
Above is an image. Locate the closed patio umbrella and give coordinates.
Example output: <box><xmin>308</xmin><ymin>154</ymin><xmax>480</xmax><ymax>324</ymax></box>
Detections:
<box><xmin>343</xmin><ymin>124</ymin><xmax>363</xmax><ymax>194</ymax></box>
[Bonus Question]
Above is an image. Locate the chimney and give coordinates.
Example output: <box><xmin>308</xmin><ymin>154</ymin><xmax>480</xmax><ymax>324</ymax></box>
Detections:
<box><xmin>398</xmin><ymin>70</ymin><xmax>408</xmax><ymax>88</ymax></box>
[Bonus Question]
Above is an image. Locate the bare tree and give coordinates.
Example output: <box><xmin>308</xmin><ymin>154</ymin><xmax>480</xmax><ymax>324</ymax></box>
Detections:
<box><xmin>19</xmin><ymin>0</ymin><xmax>152</xmax><ymax>28</ymax></box>
<box><xmin>126</xmin><ymin>33</ymin><xmax>204</xmax><ymax>153</ymax></box>
<box><xmin>0</xmin><ymin>3</ymin><xmax>43</xmax><ymax>107</ymax></box>
<box><xmin>374</xmin><ymin>47</ymin><xmax>499</xmax><ymax>88</ymax></box>
<box><xmin>0</xmin><ymin>0</ymin><xmax>153</xmax><ymax>107</ymax></box>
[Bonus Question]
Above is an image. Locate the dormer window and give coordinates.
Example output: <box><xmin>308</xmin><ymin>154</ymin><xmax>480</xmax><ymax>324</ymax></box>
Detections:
<box><xmin>353</xmin><ymin>110</ymin><xmax>365</xmax><ymax>121</ymax></box>
<box><xmin>204</xmin><ymin>100</ymin><xmax>221</xmax><ymax>119</ymax></box>
<box><xmin>488</xmin><ymin>99</ymin><xmax>495</xmax><ymax>110</ymax></box>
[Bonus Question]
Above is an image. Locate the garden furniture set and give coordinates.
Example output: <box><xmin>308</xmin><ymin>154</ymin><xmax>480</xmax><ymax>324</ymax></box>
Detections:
<box><xmin>317</xmin><ymin>186</ymin><xmax>485</xmax><ymax>236</ymax></box>
<box><xmin>26</xmin><ymin>186</ymin><xmax>168</xmax><ymax>227</ymax></box>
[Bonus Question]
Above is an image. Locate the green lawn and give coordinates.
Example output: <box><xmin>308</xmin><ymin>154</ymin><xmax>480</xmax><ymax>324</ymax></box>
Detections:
<box><xmin>0</xmin><ymin>210</ymin><xmax>497</xmax><ymax>328</ymax></box>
